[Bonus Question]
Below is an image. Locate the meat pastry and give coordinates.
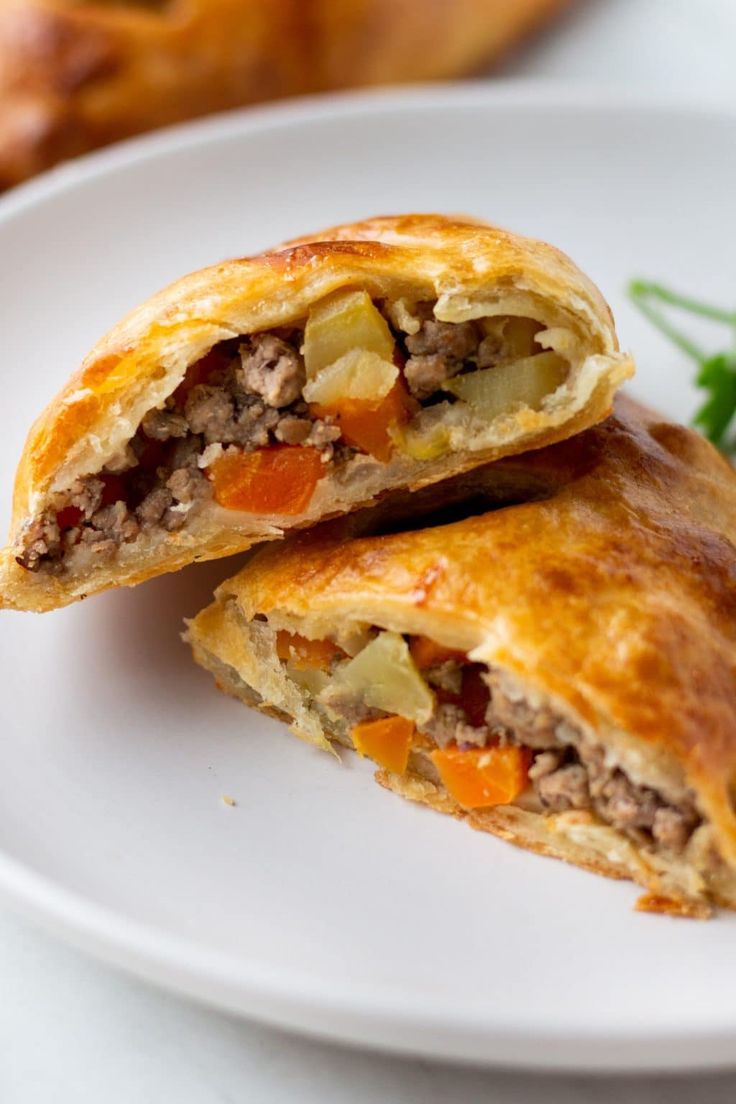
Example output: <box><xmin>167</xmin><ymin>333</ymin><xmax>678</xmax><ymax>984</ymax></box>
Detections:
<box><xmin>0</xmin><ymin>0</ymin><xmax>569</xmax><ymax>189</ymax></box>
<box><xmin>186</xmin><ymin>398</ymin><xmax>736</xmax><ymax>916</ymax></box>
<box><xmin>0</xmin><ymin>214</ymin><xmax>632</xmax><ymax>612</ymax></box>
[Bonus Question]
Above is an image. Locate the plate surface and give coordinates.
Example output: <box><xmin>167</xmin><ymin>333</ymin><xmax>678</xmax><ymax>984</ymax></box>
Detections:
<box><xmin>1</xmin><ymin>86</ymin><xmax>735</xmax><ymax>1071</ymax></box>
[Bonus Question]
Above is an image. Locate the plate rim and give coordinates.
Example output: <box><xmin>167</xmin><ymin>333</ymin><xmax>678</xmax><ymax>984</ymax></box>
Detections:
<box><xmin>1</xmin><ymin>81</ymin><xmax>735</xmax><ymax>1071</ymax></box>
<box><xmin>1</xmin><ymin>79</ymin><xmax>733</xmax><ymax>227</ymax></box>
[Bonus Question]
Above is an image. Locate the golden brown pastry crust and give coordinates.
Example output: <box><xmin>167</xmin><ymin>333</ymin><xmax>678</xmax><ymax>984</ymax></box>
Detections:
<box><xmin>187</xmin><ymin>397</ymin><xmax>736</xmax><ymax>910</ymax></box>
<box><xmin>312</xmin><ymin>0</ymin><xmax>570</xmax><ymax>89</ymax></box>
<box><xmin>0</xmin><ymin>0</ymin><xmax>569</xmax><ymax>190</ymax></box>
<box><xmin>0</xmin><ymin>213</ymin><xmax>632</xmax><ymax>612</ymax></box>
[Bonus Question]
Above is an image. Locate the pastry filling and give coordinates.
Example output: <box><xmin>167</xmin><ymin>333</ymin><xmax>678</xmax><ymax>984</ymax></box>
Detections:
<box><xmin>17</xmin><ymin>292</ymin><xmax>573</xmax><ymax>575</ymax></box>
<box><xmin>276</xmin><ymin>628</ymin><xmax>702</xmax><ymax>857</ymax></box>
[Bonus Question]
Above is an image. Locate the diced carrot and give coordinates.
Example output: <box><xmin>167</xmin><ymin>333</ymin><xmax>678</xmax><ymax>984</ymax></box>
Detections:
<box><xmin>352</xmin><ymin>715</ymin><xmax>415</xmax><ymax>774</ymax></box>
<box><xmin>208</xmin><ymin>445</ymin><xmax>324</xmax><ymax>514</ymax></box>
<box><xmin>408</xmin><ymin>635</ymin><xmax>466</xmax><ymax>670</ymax></box>
<box><xmin>311</xmin><ymin>380</ymin><xmax>416</xmax><ymax>462</ymax></box>
<box><xmin>431</xmin><ymin>745</ymin><xmax>532</xmax><ymax>809</ymax></box>
<box><xmin>275</xmin><ymin>631</ymin><xmax>343</xmax><ymax>672</ymax></box>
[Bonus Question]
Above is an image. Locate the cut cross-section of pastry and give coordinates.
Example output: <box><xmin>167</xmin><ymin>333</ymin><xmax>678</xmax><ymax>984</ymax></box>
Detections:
<box><xmin>186</xmin><ymin>397</ymin><xmax>736</xmax><ymax>917</ymax></box>
<box><xmin>0</xmin><ymin>214</ymin><xmax>632</xmax><ymax>612</ymax></box>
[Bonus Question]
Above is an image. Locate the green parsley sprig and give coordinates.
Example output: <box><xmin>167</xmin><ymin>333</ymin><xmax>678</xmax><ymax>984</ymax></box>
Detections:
<box><xmin>628</xmin><ymin>279</ymin><xmax>736</xmax><ymax>450</ymax></box>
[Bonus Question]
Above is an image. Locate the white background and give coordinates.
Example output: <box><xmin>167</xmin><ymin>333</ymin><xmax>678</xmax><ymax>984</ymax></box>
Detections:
<box><xmin>3</xmin><ymin>1</ymin><xmax>736</xmax><ymax>1100</ymax></box>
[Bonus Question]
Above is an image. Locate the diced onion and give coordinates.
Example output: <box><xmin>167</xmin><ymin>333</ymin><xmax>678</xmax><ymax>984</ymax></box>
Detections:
<box><xmin>321</xmin><ymin>631</ymin><xmax>434</xmax><ymax>724</ymax></box>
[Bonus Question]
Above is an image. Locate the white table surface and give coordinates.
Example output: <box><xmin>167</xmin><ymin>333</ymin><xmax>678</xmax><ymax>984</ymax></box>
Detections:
<box><xmin>3</xmin><ymin>2</ymin><xmax>736</xmax><ymax>1100</ymax></box>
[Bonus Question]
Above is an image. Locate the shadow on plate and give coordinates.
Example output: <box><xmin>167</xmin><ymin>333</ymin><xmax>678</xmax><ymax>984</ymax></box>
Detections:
<box><xmin>73</xmin><ymin>552</ymin><xmax>253</xmax><ymax>699</ymax></box>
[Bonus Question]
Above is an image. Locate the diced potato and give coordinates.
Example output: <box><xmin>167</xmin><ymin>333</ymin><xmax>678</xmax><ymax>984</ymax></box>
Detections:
<box><xmin>444</xmin><ymin>351</ymin><xmax>569</xmax><ymax>420</ymax></box>
<box><xmin>303</xmin><ymin>349</ymin><xmax>398</xmax><ymax>405</ymax></box>
<box><xmin>320</xmin><ymin>631</ymin><xmax>435</xmax><ymax>724</ymax></box>
<box><xmin>303</xmin><ymin>288</ymin><xmax>395</xmax><ymax>378</ymax></box>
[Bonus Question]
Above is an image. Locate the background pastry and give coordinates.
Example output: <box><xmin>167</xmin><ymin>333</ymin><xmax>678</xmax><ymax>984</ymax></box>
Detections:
<box><xmin>0</xmin><ymin>213</ymin><xmax>632</xmax><ymax>612</ymax></box>
<box><xmin>0</xmin><ymin>0</ymin><xmax>569</xmax><ymax>189</ymax></box>
<box><xmin>187</xmin><ymin>397</ymin><xmax>736</xmax><ymax>916</ymax></box>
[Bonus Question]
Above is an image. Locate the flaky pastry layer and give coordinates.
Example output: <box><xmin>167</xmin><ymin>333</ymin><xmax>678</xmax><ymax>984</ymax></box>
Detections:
<box><xmin>186</xmin><ymin>398</ymin><xmax>736</xmax><ymax>913</ymax></box>
<box><xmin>1</xmin><ymin>214</ymin><xmax>631</xmax><ymax>611</ymax></box>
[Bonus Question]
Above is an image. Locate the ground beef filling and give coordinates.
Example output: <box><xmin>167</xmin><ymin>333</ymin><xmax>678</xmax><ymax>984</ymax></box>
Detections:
<box><xmin>404</xmin><ymin>315</ymin><xmax>483</xmax><ymax>400</ymax></box>
<box><xmin>321</xmin><ymin>646</ymin><xmax>701</xmax><ymax>857</ymax></box>
<box><xmin>484</xmin><ymin>670</ymin><xmax>701</xmax><ymax>852</ymax></box>
<box><xmin>16</xmin><ymin>330</ymin><xmax>343</xmax><ymax>574</ymax></box>
<box><xmin>16</xmin><ymin>303</ymin><xmax>543</xmax><ymax>575</ymax></box>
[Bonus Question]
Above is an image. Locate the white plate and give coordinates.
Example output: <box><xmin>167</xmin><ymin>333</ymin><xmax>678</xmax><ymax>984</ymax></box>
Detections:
<box><xmin>1</xmin><ymin>86</ymin><xmax>736</xmax><ymax>1072</ymax></box>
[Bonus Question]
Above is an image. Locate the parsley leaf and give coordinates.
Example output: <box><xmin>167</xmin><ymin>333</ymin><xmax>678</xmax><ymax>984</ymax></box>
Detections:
<box><xmin>693</xmin><ymin>353</ymin><xmax>736</xmax><ymax>446</ymax></box>
<box><xmin>628</xmin><ymin>279</ymin><xmax>736</xmax><ymax>451</ymax></box>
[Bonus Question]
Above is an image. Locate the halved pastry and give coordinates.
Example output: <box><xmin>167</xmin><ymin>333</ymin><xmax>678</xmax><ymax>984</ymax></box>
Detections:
<box><xmin>0</xmin><ymin>214</ymin><xmax>632</xmax><ymax>612</ymax></box>
<box><xmin>186</xmin><ymin>397</ymin><xmax>736</xmax><ymax>916</ymax></box>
